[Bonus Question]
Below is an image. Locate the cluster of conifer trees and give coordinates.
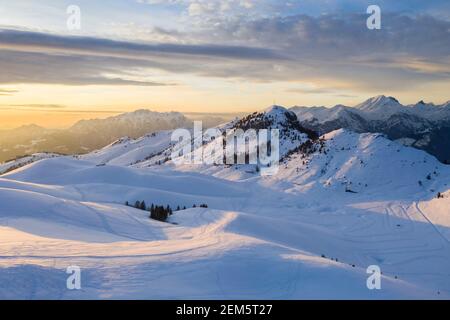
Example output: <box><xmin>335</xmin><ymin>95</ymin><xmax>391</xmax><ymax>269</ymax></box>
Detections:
<box><xmin>125</xmin><ymin>201</ymin><xmax>208</xmax><ymax>222</ymax></box>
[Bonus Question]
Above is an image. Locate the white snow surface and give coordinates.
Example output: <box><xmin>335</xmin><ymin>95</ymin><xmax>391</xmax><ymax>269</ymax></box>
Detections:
<box><xmin>0</xmin><ymin>153</ymin><xmax>62</xmax><ymax>175</ymax></box>
<box><xmin>79</xmin><ymin>130</ymin><xmax>174</xmax><ymax>166</ymax></box>
<box><xmin>1</xmin><ymin>124</ymin><xmax>450</xmax><ymax>299</ymax></box>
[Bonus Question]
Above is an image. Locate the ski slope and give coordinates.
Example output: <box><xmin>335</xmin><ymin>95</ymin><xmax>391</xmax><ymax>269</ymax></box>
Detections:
<box><xmin>1</xmin><ymin>110</ymin><xmax>450</xmax><ymax>299</ymax></box>
<box><xmin>1</xmin><ymin>182</ymin><xmax>446</xmax><ymax>299</ymax></box>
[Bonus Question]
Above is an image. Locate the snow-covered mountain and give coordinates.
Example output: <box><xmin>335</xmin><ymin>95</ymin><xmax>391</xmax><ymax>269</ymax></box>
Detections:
<box><xmin>291</xmin><ymin>95</ymin><xmax>450</xmax><ymax>164</ymax></box>
<box><xmin>70</xmin><ymin>109</ymin><xmax>191</xmax><ymax>138</ymax></box>
<box><xmin>354</xmin><ymin>95</ymin><xmax>405</xmax><ymax>119</ymax></box>
<box><xmin>1</xmin><ymin>105</ymin><xmax>450</xmax><ymax>299</ymax></box>
<box><xmin>131</xmin><ymin>106</ymin><xmax>318</xmax><ymax>177</ymax></box>
<box><xmin>0</xmin><ymin>109</ymin><xmax>197</xmax><ymax>164</ymax></box>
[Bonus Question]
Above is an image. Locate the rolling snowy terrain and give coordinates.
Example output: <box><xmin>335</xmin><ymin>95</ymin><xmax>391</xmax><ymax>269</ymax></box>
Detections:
<box><xmin>0</xmin><ymin>106</ymin><xmax>449</xmax><ymax>299</ymax></box>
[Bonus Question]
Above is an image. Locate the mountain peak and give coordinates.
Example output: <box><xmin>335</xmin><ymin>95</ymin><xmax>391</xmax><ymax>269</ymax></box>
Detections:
<box><xmin>14</xmin><ymin>124</ymin><xmax>47</xmax><ymax>133</ymax></box>
<box><xmin>116</xmin><ymin>109</ymin><xmax>184</xmax><ymax>119</ymax></box>
<box><xmin>129</xmin><ymin>109</ymin><xmax>156</xmax><ymax>115</ymax></box>
<box><xmin>264</xmin><ymin>105</ymin><xmax>289</xmax><ymax>114</ymax></box>
<box><xmin>263</xmin><ymin>105</ymin><xmax>303</xmax><ymax>126</ymax></box>
<box><xmin>354</xmin><ymin>95</ymin><xmax>403</xmax><ymax>115</ymax></box>
<box><xmin>361</xmin><ymin>95</ymin><xmax>400</xmax><ymax>105</ymax></box>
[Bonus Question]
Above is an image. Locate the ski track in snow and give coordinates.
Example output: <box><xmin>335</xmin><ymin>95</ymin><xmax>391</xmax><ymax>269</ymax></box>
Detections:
<box><xmin>0</xmin><ymin>121</ymin><xmax>450</xmax><ymax>299</ymax></box>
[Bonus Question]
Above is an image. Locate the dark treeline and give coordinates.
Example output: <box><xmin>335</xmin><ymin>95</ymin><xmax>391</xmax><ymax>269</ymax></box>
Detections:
<box><xmin>125</xmin><ymin>201</ymin><xmax>208</xmax><ymax>222</ymax></box>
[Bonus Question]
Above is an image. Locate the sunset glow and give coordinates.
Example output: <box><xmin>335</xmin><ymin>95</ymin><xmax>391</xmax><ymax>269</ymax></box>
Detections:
<box><xmin>1</xmin><ymin>0</ymin><xmax>449</xmax><ymax>128</ymax></box>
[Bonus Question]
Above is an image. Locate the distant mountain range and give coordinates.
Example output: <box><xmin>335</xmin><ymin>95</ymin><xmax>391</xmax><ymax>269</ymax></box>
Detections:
<box><xmin>0</xmin><ymin>110</ymin><xmax>228</xmax><ymax>163</ymax></box>
<box><xmin>291</xmin><ymin>95</ymin><xmax>450</xmax><ymax>164</ymax></box>
<box><xmin>1</xmin><ymin>96</ymin><xmax>449</xmax><ymax>165</ymax></box>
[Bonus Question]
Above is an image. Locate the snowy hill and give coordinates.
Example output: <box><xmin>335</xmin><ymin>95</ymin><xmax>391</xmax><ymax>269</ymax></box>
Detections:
<box><xmin>79</xmin><ymin>130</ymin><xmax>175</xmax><ymax>166</ymax></box>
<box><xmin>1</xmin><ymin>152</ymin><xmax>450</xmax><ymax>299</ymax></box>
<box><xmin>273</xmin><ymin>129</ymin><xmax>450</xmax><ymax>197</ymax></box>
<box><xmin>132</xmin><ymin>106</ymin><xmax>318</xmax><ymax>178</ymax></box>
<box><xmin>291</xmin><ymin>95</ymin><xmax>450</xmax><ymax>163</ymax></box>
<box><xmin>1</xmin><ymin>106</ymin><xmax>450</xmax><ymax>299</ymax></box>
<box><xmin>0</xmin><ymin>152</ymin><xmax>63</xmax><ymax>175</ymax></box>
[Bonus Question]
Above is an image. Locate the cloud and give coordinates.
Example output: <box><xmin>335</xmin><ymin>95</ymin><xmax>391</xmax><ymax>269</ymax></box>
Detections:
<box><xmin>0</xmin><ymin>11</ymin><xmax>449</xmax><ymax>92</ymax></box>
<box><xmin>287</xmin><ymin>87</ymin><xmax>336</xmax><ymax>95</ymax></box>
<box><xmin>0</xmin><ymin>29</ymin><xmax>280</xmax><ymax>60</ymax></box>
<box><xmin>200</xmin><ymin>13</ymin><xmax>450</xmax><ymax>60</ymax></box>
<box><xmin>286</xmin><ymin>87</ymin><xmax>357</xmax><ymax>98</ymax></box>
<box><xmin>183</xmin><ymin>12</ymin><xmax>450</xmax><ymax>90</ymax></box>
<box><xmin>0</xmin><ymin>104</ymin><xmax>124</xmax><ymax>114</ymax></box>
<box><xmin>0</xmin><ymin>28</ymin><xmax>283</xmax><ymax>86</ymax></box>
<box><xmin>138</xmin><ymin>0</ymin><xmax>256</xmax><ymax>16</ymax></box>
<box><xmin>185</xmin><ymin>0</ymin><xmax>254</xmax><ymax>16</ymax></box>
<box><xmin>0</xmin><ymin>104</ymin><xmax>67</xmax><ymax>109</ymax></box>
<box><xmin>0</xmin><ymin>49</ymin><xmax>176</xmax><ymax>86</ymax></box>
<box><xmin>0</xmin><ymin>88</ymin><xmax>19</xmax><ymax>96</ymax></box>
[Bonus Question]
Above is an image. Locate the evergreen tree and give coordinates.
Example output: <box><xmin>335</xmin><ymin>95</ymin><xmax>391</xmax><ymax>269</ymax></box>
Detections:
<box><xmin>148</xmin><ymin>205</ymin><xmax>170</xmax><ymax>222</ymax></box>
<box><xmin>150</xmin><ymin>204</ymin><xmax>155</xmax><ymax>215</ymax></box>
<box><xmin>140</xmin><ymin>201</ymin><xmax>146</xmax><ymax>211</ymax></box>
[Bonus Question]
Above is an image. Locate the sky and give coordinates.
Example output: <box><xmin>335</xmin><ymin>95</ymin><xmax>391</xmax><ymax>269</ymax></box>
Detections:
<box><xmin>0</xmin><ymin>0</ymin><xmax>449</xmax><ymax>128</ymax></box>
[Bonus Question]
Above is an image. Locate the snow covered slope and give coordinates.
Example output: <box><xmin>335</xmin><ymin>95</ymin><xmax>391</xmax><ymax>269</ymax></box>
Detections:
<box><xmin>291</xmin><ymin>95</ymin><xmax>450</xmax><ymax>163</ymax></box>
<box><xmin>0</xmin><ymin>130</ymin><xmax>175</xmax><ymax>174</ymax></box>
<box><xmin>272</xmin><ymin>129</ymin><xmax>450</xmax><ymax>197</ymax></box>
<box><xmin>133</xmin><ymin>105</ymin><xmax>317</xmax><ymax>179</ymax></box>
<box><xmin>0</xmin><ymin>153</ymin><xmax>62</xmax><ymax>175</ymax></box>
<box><xmin>80</xmin><ymin>130</ymin><xmax>174</xmax><ymax>166</ymax></box>
<box><xmin>1</xmin><ymin>149</ymin><xmax>449</xmax><ymax>299</ymax></box>
<box><xmin>1</xmin><ymin>106</ymin><xmax>450</xmax><ymax>299</ymax></box>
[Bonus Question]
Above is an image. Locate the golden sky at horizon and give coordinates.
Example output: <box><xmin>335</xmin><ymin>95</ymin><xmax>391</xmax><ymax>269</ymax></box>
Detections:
<box><xmin>1</xmin><ymin>80</ymin><xmax>449</xmax><ymax>129</ymax></box>
<box><xmin>1</xmin><ymin>1</ymin><xmax>449</xmax><ymax>129</ymax></box>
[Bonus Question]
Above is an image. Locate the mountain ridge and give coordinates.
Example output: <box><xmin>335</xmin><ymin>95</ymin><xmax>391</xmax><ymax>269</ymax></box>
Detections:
<box><xmin>291</xmin><ymin>95</ymin><xmax>450</xmax><ymax>163</ymax></box>
<box><xmin>2</xmin><ymin>95</ymin><xmax>450</xmax><ymax>165</ymax></box>
<box><xmin>0</xmin><ymin>109</ymin><xmax>227</xmax><ymax>163</ymax></box>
